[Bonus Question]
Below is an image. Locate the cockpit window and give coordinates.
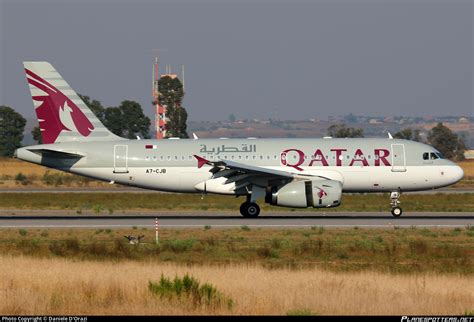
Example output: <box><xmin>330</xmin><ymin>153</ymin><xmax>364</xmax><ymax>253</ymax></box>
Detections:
<box><xmin>423</xmin><ymin>152</ymin><xmax>429</xmax><ymax>160</ymax></box>
<box><xmin>430</xmin><ymin>152</ymin><xmax>439</xmax><ymax>160</ymax></box>
<box><xmin>435</xmin><ymin>152</ymin><xmax>445</xmax><ymax>159</ymax></box>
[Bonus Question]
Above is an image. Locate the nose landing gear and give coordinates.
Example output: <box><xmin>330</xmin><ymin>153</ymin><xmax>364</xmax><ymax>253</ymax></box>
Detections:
<box><xmin>390</xmin><ymin>191</ymin><xmax>402</xmax><ymax>217</ymax></box>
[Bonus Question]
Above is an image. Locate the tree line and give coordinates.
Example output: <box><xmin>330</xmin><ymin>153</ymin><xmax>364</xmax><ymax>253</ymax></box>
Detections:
<box><xmin>0</xmin><ymin>103</ymin><xmax>468</xmax><ymax>161</ymax></box>
<box><xmin>326</xmin><ymin>123</ymin><xmax>466</xmax><ymax>160</ymax></box>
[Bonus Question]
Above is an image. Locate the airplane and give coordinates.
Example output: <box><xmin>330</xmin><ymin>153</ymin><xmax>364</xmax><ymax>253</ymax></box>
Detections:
<box><xmin>14</xmin><ymin>62</ymin><xmax>464</xmax><ymax>218</ymax></box>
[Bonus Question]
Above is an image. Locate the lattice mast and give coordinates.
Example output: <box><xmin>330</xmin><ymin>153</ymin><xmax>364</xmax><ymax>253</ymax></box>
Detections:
<box><xmin>152</xmin><ymin>56</ymin><xmax>166</xmax><ymax>139</ymax></box>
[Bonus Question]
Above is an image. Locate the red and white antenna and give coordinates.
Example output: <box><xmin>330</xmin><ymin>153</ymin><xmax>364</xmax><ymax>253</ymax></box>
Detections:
<box><xmin>151</xmin><ymin>49</ymin><xmax>168</xmax><ymax>139</ymax></box>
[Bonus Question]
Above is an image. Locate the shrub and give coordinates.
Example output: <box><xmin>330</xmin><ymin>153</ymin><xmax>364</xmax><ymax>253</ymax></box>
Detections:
<box><xmin>287</xmin><ymin>308</ymin><xmax>316</xmax><ymax>316</ymax></box>
<box><xmin>409</xmin><ymin>240</ymin><xmax>428</xmax><ymax>255</ymax></box>
<box><xmin>19</xmin><ymin>229</ymin><xmax>27</xmax><ymax>236</ymax></box>
<box><xmin>163</xmin><ymin>239</ymin><xmax>195</xmax><ymax>253</ymax></box>
<box><xmin>257</xmin><ymin>245</ymin><xmax>279</xmax><ymax>258</ymax></box>
<box><xmin>149</xmin><ymin>273</ymin><xmax>233</xmax><ymax>309</ymax></box>
<box><xmin>241</xmin><ymin>225</ymin><xmax>250</xmax><ymax>231</ymax></box>
<box><xmin>15</xmin><ymin>173</ymin><xmax>31</xmax><ymax>185</ymax></box>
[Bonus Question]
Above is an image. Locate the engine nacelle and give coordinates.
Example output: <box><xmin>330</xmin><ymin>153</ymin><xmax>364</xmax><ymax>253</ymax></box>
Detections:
<box><xmin>265</xmin><ymin>179</ymin><xmax>342</xmax><ymax>208</ymax></box>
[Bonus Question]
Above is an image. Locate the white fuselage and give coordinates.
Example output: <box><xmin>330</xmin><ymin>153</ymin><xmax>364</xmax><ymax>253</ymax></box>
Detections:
<box><xmin>16</xmin><ymin>138</ymin><xmax>464</xmax><ymax>195</ymax></box>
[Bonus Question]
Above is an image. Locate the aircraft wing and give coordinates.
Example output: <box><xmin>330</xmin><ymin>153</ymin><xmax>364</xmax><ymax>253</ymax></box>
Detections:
<box><xmin>193</xmin><ymin>154</ymin><xmax>298</xmax><ymax>181</ymax></box>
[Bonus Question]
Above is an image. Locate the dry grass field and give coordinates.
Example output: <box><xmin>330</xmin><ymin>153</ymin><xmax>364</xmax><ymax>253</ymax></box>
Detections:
<box><xmin>0</xmin><ymin>256</ymin><xmax>473</xmax><ymax>315</ymax></box>
<box><xmin>1</xmin><ymin>228</ymin><xmax>473</xmax><ymax>315</ymax></box>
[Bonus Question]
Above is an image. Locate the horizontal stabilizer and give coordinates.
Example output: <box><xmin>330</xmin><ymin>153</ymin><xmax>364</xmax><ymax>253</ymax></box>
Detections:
<box><xmin>27</xmin><ymin>148</ymin><xmax>85</xmax><ymax>159</ymax></box>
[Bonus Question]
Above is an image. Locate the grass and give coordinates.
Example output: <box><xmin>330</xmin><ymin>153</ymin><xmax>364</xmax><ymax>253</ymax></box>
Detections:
<box><xmin>1</xmin><ymin>228</ymin><xmax>473</xmax><ymax>274</ymax></box>
<box><xmin>148</xmin><ymin>273</ymin><xmax>233</xmax><ymax>309</ymax></box>
<box><xmin>0</xmin><ymin>255</ymin><xmax>472</xmax><ymax>315</ymax></box>
<box><xmin>0</xmin><ymin>192</ymin><xmax>472</xmax><ymax>212</ymax></box>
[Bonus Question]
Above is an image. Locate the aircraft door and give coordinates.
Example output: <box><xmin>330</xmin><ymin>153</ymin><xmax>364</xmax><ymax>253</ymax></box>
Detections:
<box><xmin>391</xmin><ymin>144</ymin><xmax>406</xmax><ymax>172</ymax></box>
<box><xmin>113</xmin><ymin>145</ymin><xmax>129</xmax><ymax>173</ymax></box>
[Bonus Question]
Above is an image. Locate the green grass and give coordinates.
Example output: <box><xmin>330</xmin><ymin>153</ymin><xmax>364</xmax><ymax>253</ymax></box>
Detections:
<box><xmin>148</xmin><ymin>273</ymin><xmax>233</xmax><ymax>309</ymax></box>
<box><xmin>0</xmin><ymin>192</ymin><xmax>472</xmax><ymax>212</ymax></box>
<box><xmin>0</xmin><ymin>227</ymin><xmax>472</xmax><ymax>274</ymax></box>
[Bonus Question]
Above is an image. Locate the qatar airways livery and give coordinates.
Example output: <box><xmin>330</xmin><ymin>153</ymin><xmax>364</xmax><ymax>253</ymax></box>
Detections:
<box><xmin>15</xmin><ymin>62</ymin><xmax>464</xmax><ymax>217</ymax></box>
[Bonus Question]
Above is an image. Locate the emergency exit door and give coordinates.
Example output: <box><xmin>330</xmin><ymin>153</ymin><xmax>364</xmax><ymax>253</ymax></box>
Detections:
<box><xmin>113</xmin><ymin>145</ymin><xmax>129</xmax><ymax>173</ymax></box>
<box><xmin>391</xmin><ymin>144</ymin><xmax>406</xmax><ymax>172</ymax></box>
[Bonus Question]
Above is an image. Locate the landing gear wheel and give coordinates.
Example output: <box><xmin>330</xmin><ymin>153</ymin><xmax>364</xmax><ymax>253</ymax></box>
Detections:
<box><xmin>240</xmin><ymin>202</ymin><xmax>260</xmax><ymax>218</ymax></box>
<box><xmin>391</xmin><ymin>207</ymin><xmax>402</xmax><ymax>217</ymax></box>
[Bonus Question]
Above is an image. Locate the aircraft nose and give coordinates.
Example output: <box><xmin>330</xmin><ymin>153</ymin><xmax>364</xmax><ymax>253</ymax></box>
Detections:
<box><xmin>449</xmin><ymin>165</ymin><xmax>464</xmax><ymax>184</ymax></box>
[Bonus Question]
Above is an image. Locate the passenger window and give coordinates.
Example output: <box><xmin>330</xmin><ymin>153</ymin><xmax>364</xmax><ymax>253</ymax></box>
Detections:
<box><xmin>423</xmin><ymin>152</ymin><xmax>429</xmax><ymax>160</ymax></box>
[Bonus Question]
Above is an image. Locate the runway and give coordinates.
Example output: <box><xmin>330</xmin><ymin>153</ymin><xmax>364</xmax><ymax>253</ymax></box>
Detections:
<box><xmin>0</xmin><ymin>212</ymin><xmax>472</xmax><ymax>228</ymax></box>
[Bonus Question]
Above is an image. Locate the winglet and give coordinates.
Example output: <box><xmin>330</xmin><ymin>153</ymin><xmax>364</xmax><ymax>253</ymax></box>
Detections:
<box><xmin>192</xmin><ymin>133</ymin><xmax>199</xmax><ymax>140</ymax></box>
<box><xmin>388</xmin><ymin>132</ymin><xmax>393</xmax><ymax>139</ymax></box>
<box><xmin>193</xmin><ymin>155</ymin><xmax>210</xmax><ymax>168</ymax></box>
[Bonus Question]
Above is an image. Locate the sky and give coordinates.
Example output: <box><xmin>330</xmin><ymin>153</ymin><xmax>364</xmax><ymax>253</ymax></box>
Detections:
<box><xmin>0</xmin><ymin>0</ymin><xmax>472</xmax><ymax>123</ymax></box>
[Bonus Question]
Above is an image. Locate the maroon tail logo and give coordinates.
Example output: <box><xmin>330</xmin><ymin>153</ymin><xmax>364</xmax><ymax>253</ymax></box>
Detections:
<box><xmin>317</xmin><ymin>188</ymin><xmax>328</xmax><ymax>199</ymax></box>
<box><xmin>25</xmin><ymin>69</ymin><xmax>94</xmax><ymax>144</ymax></box>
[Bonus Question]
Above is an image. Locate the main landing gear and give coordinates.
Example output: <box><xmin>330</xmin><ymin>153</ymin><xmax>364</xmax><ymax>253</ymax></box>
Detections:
<box><xmin>390</xmin><ymin>191</ymin><xmax>402</xmax><ymax>217</ymax></box>
<box><xmin>239</xmin><ymin>186</ymin><xmax>265</xmax><ymax>218</ymax></box>
<box><xmin>240</xmin><ymin>201</ymin><xmax>260</xmax><ymax>218</ymax></box>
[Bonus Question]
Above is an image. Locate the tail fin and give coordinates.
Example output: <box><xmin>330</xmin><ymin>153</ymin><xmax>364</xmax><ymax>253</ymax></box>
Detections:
<box><xmin>23</xmin><ymin>62</ymin><xmax>122</xmax><ymax>144</ymax></box>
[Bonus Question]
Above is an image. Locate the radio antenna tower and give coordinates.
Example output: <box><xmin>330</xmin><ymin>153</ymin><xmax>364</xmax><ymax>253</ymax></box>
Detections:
<box><xmin>152</xmin><ymin>50</ymin><xmax>167</xmax><ymax>139</ymax></box>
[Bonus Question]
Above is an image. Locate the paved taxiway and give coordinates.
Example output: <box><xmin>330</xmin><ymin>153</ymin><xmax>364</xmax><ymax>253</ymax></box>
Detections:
<box><xmin>0</xmin><ymin>212</ymin><xmax>472</xmax><ymax>228</ymax></box>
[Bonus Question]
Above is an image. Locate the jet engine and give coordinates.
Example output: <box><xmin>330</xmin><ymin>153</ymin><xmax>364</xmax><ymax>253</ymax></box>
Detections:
<box><xmin>265</xmin><ymin>179</ymin><xmax>342</xmax><ymax>208</ymax></box>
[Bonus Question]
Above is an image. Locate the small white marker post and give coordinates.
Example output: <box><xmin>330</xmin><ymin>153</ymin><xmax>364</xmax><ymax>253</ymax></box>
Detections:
<box><xmin>155</xmin><ymin>218</ymin><xmax>159</xmax><ymax>244</ymax></box>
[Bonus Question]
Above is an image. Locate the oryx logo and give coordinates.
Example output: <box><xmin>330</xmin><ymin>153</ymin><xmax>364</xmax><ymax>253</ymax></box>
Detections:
<box><xmin>25</xmin><ymin>68</ymin><xmax>94</xmax><ymax>144</ymax></box>
<box><xmin>317</xmin><ymin>188</ymin><xmax>327</xmax><ymax>199</ymax></box>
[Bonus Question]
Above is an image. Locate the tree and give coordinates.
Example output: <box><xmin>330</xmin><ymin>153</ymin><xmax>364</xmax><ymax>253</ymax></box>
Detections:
<box><xmin>229</xmin><ymin>114</ymin><xmax>236</xmax><ymax>123</ymax></box>
<box><xmin>32</xmin><ymin>126</ymin><xmax>43</xmax><ymax>144</ymax></box>
<box><xmin>393</xmin><ymin>128</ymin><xmax>421</xmax><ymax>141</ymax></box>
<box><xmin>79</xmin><ymin>94</ymin><xmax>106</xmax><ymax>123</ymax></box>
<box><xmin>158</xmin><ymin>76</ymin><xmax>189</xmax><ymax>138</ymax></box>
<box><xmin>427</xmin><ymin>123</ymin><xmax>466</xmax><ymax>161</ymax></box>
<box><xmin>103</xmin><ymin>107</ymin><xmax>124</xmax><ymax>137</ymax></box>
<box><xmin>0</xmin><ymin>106</ymin><xmax>26</xmax><ymax>156</ymax></box>
<box><xmin>117</xmin><ymin>100</ymin><xmax>151</xmax><ymax>139</ymax></box>
<box><xmin>327</xmin><ymin>123</ymin><xmax>364</xmax><ymax>138</ymax></box>
<box><xmin>101</xmin><ymin>101</ymin><xmax>151</xmax><ymax>139</ymax></box>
